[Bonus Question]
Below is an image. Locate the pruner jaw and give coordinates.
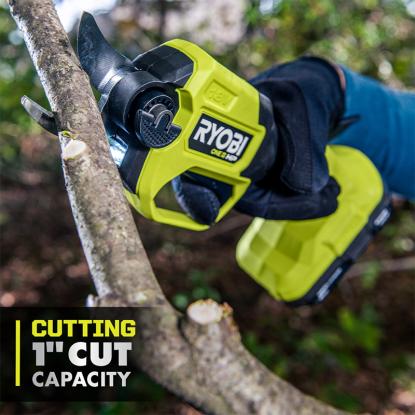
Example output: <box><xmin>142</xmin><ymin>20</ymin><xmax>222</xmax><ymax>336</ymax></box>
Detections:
<box><xmin>21</xmin><ymin>96</ymin><xmax>58</xmax><ymax>136</ymax></box>
<box><xmin>77</xmin><ymin>11</ymin><xmax>135</xmax><ymax>93</ymax></box>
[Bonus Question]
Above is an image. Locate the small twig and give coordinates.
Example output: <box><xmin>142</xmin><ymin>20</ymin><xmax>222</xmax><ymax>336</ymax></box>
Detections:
<box><xmin>346</xmin><ymin>256</ymin><xmax>415</xmax><ymax>279</ymax></box>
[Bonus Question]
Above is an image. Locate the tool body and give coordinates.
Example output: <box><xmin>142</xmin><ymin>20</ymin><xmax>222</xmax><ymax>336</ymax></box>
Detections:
<box><xmin>22</xmin><ymin>12</ymin><xmax>391</xmax><ymax>305</ymax></box>
<box><xmin>76</xmin><ymin>13</ymin><xmax>278</xmax><ymax>231</ymax></box>
<box><xmin>77</xmin><ymin>13</ymin><xmax>392</xmax><ymax>304</ymax></box>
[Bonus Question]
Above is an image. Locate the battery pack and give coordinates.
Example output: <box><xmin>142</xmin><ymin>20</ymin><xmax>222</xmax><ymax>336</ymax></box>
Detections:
<box><xmin>236</xmin><ymin>145</ymin><xmax>391</xmax><ymax>306</ymax></box>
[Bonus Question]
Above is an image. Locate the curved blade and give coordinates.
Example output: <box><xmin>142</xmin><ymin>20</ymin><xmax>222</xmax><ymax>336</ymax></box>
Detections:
<box><xmin>21</xmin><ymin>96</ymin><xmax>58</xmax><ymax>136</ymax></box>
<box><xmin>77</xmin><ymin>12</ymin><xmax>135</xmax><ymax>92</ymax></box>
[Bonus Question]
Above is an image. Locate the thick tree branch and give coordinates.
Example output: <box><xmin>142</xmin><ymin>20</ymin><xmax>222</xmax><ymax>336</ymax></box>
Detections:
<box><xmin>8</xmin><ymin>0</ymin><xmax>162</xmax><ymax>305</ymax></box>
<box><xmin>9</xmin><ymin>1</ymin><xmax>353</xmax><ymax>414</ymax></box>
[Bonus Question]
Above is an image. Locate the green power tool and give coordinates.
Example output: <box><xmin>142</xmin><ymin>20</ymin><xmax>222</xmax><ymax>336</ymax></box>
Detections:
<box><xmin>23</xmin><ymin>13</ymin><xmax>391</xmax><ymax>306</ymax></box>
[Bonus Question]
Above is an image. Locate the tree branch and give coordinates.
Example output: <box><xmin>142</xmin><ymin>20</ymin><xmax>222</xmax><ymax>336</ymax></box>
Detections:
<box><xmin>346</xmin><ymin>256</ymin><xmax>415</xmax><ymax>279</ymax></box>
<box><xmin>8</xmin><ymin>0</ymin><xmax>162</xmax><ymax>305</ymax></box>
<box><xmin>9</xmin><ymin>1</ymin><xmax>353</xmax><ymax>414</ymax></box>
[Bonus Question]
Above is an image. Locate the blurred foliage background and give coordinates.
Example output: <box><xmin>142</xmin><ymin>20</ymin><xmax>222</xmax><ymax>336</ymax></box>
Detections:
<box><xmin>0</xmin><ymin>0</ymin><xmax>414</xmax><ymax>414</ymax></box>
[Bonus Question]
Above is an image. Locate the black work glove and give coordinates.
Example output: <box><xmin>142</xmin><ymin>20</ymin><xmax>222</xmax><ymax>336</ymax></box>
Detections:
<box><xmin>173</xmin><ymin>57</ymin><xmax>345</xmax><ymax>225</ymax></box>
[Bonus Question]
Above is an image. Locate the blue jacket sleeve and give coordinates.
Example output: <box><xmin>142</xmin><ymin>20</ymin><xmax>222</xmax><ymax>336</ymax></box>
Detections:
<box><xmin>332</xmin><ymin>68</ymin><xmax>415</xmax><ymax>200</ymax></box>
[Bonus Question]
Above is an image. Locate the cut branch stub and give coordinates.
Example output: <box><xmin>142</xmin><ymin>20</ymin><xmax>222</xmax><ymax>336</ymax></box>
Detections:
<box><xmin>62</xmin><ymin>139</ymin><xmax>88</xmax><ymax>161</ymax></box>
<box><xmin>187</xmin><ymin>299</ymin><xmax>224</xmax><ymax>325</ymax></box>
<box><xmin>183</xmin><ymin>300</ymin><xmax>241</xmax><ymax>352</ymax></box>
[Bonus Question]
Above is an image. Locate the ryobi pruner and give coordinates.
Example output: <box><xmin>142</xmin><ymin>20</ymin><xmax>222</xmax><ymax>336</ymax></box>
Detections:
<box><xmin>22</xmin><ymin>12</ymin><xmax>391</xmax><ymax>305</ymax></box>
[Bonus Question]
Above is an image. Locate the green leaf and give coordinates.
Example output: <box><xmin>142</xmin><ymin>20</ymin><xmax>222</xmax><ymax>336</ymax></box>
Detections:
<box><xmin>320</xmin><ymin>385</ymin><xmax>362</xmax><ymax>412</ymax></box>
<box><xmin>360</xmin><ymin>261</ymin><xmax>381</xmax><ymax>289</ymax></box>
<box><xmin>172</xmin><ymin>293</ymin><xmax>189</xmax><ymax>310</ymax></box>
<box><xmin>338</xmin><ymin>307</ymin><xmax>382</xmax><ymax>353</ymax></box>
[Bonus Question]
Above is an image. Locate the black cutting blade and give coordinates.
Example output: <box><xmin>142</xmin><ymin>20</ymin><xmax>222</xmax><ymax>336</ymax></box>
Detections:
<box><xmin>77</xmin><ymin>12</ymin><xmax>136</xmax><ymax>92</ymax></box>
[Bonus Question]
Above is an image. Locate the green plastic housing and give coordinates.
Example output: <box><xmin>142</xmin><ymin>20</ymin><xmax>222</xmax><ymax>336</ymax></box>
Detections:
<box><xmin>125</xmin><ymin>39</ymin><xmax>266</xmax><ymax>231</ymax></box>
<box><xmin>236</xmin><ymin>145</ymin><xmax>390</xmax><ymax>305</ymax></box>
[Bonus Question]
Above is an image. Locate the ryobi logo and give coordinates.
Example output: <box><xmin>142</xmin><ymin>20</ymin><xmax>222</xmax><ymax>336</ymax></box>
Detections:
<box><xmin>189</xmin><ymin>114</ymin><xmax>252</xmax><ymax>163</ymax></box>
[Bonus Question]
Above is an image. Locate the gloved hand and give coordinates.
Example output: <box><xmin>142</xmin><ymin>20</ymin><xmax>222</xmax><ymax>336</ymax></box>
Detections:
<box><xmin>173</xmin><ymin>57</ymin><xmax>347</xmax><ymax>225</ymax></box>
